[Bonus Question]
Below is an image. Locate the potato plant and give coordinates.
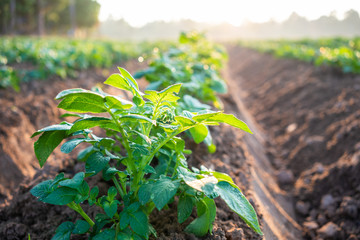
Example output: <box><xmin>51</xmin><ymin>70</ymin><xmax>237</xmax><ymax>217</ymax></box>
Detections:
<box><xmin>134</xmin><ymin>31</ymin><xmax>228</xmax><ymax>109</ymax></box>
<box><xmin>30</xmin><ymin>67</ymin><xmax>262</xmax><ymax>239</ymax></box>
<box><xmin>134</xmin><ymin>32</ymin><xmax>228</xmax><ymax>152</ymax></box>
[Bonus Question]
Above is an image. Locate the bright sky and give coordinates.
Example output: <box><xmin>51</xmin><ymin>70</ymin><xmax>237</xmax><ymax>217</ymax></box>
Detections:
<box><xmin>98</xmin><ymin>0</ymin><xmax>360</xmax><ymax>27</ymax></box>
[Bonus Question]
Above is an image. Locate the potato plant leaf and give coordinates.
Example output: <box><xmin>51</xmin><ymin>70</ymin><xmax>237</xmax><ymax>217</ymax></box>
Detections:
<box><xmin>61</xmin><ymin>138</ymin><xmax>86</xmax><ymax>154</ymax></box>
<box><xmin>85</xmin><ymin>152</ymin><xmax>110</xmax><ymax>176</ymax></box>
<box><xmin>43</xmin><ymin>187</ymin><xmax>78</xmax><ymax>205</ymax></box>
<box><xmin>185</xmin><ymin>197</ymin><xmax>216</xmax><ymax>236</ymax></box>
<box><xmin>189</xmin><ymin>123</ymin><xmax>208</xmax><ymax>144</ymax></box>
<box><xmin>57</xmin><ymin>91</ymin><xmax>106</xmax><ymax>113</ymax></box>
<box><xmin>51</xmin><ymin>221</ymin><xmax>74</xmax><ymax>240</ymax></box>
<box><xmin>34</xmin><ymin>130</ymin><xmax>67</xmax><ymax>167</ymax></box>
<box><xmin>178</xmin><ymin>194</ymin><xmax>194</xmax><ymax>223</ymax></box>
<box><xmin>72</xmin><ymin>220</ymin><xmax>90</xmax><ymax>234</ymax></box>
<box><xmin>216</xmin><ymin>181</ymin><xmax>262</xmax><ymax>234</ymax></box>
<box><xmin>129</xmin><ymin>210</ymin><xmax>149</xmax><ymax>238</ymax></box>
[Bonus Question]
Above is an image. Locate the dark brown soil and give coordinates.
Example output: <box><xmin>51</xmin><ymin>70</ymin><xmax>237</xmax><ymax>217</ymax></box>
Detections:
<box><xmin>227</xmin><ymin>46</ymin><xmax>360</xmax><ymax>239</ymax></box>
<box><xmin>0</xmin><ymin>60</ymin><xmax>263</xmax><ymax>239</ymax></box>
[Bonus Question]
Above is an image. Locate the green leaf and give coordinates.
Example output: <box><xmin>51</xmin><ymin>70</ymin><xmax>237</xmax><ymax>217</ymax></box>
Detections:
<box><xmin>130</xmin><ymin>210</ymin><xmax>149</xmax><ymax>237</ymax></box>
<box><xmin>118</xmin><ymin>67</ymin><xmax>140</xmax><ymax>91</ymax></box>
<box><xmin>93</xmin><ymin>229</ymin><xmax>116</xmax><ymax>240</ymax></box>
<box><xmin>139</xmin><ymin>176</ymin><xmax>180</xmax><ymax>210</ymax></box>
<box><xmin>104</xmin><ymin>201</ymin><xmax>118</xmax><ymax>218</ymax></box>
<box><xmin>192</xmin><ymin>112</ymin><xmax>220</xmax><ymax>122</ymax></box>
<box><xmin>77</xmin><ymin>146</ymin><xmax>94</xmax><ymax>162</ymax></box>
<box><xmin>31</xmin><ymin>123</ymin><xmax>72</xmax><ymax>138</ymax></box>
<box><xmin>69</xmin><ymin>117</ymin><xmax>112</xmax><ymax>134</ymax></box>
<box><xmin>178</xmin><ymin>167</ymin><xmax>219</xmax><ymax>198</ymax></box>
<box><xmin>210</xmin><ymin>77</ymin><xmax>227</xmax><ymax>94</ymax></box>
<box><xmin>127</xmin><ymin>202</ymin><xmax>141</xmax><ymax>212</ymax></box>
<box><xmin>216</xmin><ymin>181</ymin><xmax>262</xmax><ymax>235</ymax></box>
<box><xmin>30</xmin><ymin>180</ymin><xmax>53</xmax><ymax>200</ymax></box>
<box><xmin>85</xmin><ymin>152</ymin><xmax>110</xmax><ymax>176</ymax></box>
<box><xmin>211</xmin><ymin>172</ymin><xmax>234</xmax><ymax>184</ymax></box>
<box><xmin>189</xmin><ymin>123</ymin><xmax>208</xmax><ymax>144</ymax></box>
<box><xmin>138</xmin><ymin>184</ymin><xmax>153</xmax><ymax>205</ymax></box>
<box><xmin>207</xmin><ymin>113</ymin><xmax>252</xmax><ymax>134</ymax></box>
<box><xmin>57</xmin><ymin>92</ymin><xmax>106</xmax><ymax>113</ymax></box>
<box><xmin>61</xmin><ymin>138</ymin><xmax>86</xmax><ymax>154</ymax></box>
<box><xmin>43</xmin><ymin>187</ymin><xmax>78</xmax><ymax>205</ymax></box>
<box><xmin>104</xmin><ymin>73</ymin><xmax>131</xmax><ymax>91</ymax></box>
<box><xmin>144</xmin><ymin>83</ymin><xmax>181</xmax><ymax>104</ymax></box>
<box><xmin>89</xmin><ymin>186</ymin><xmax>99</xmax><ymax>206</ymax></box>
<box><xmin>74</xmin><ymin>181</ymin><xmax>90</xmax><ymax>203</ymax></box>
<box><xmin>178</xmin><ymin>194</ymin><xmax>194</xmax><ymax>223</ymax></box>
<box><xmin>51</xmin><ymin>222</ymin><xmax>74</xmax><ymax>240</ymax></box>
<box><xmin>144</xmin><ymin>165</ymin><xmax>156</xmax><ymax>174</ymax></box>
<box><xmin>105</xmin><ymin>95</ymin><xmax>133</xmax><ymax>109</ymax></box>
<box><xmin>108</xmin><ymin>186</ymin><xmax>117</xmax><ymax>200</ymax></box>
<box><xmin>185</xmin><ymin>197</ymin><xmax>216</xmax><ymax>236</ymax></box>
<box><xmin>152</xmin><ymin>177</ymin><xmax>180</xmax><ymax>210</ymax></box>
<box><xmin>55</xmin><ymin>88</ymin><xmax>92</xmax><ymax>100</ymax></box>
<box><xmin>175</xmin><ymin>116</ymin><xmax>196</xmax><ymax>128</ymax></box>
<box><xmin>119</xmin><ymin>211</ymin><xmax>131</xmax><ymax>230</ymax></box>
<box><xmin>119</xmin><ymin>114</ymin><xmax>156</xmax><ymax>125</ymax></box>
<box><xmin>59</xmin><ymin>172</ymin><xmax>85</xmax><ymax>190</ymax></box>
<box><xmin>72</xmin><ymin>220</ymin><xmax>90</xmax><ymax>234</ymax></box>
<box><xmin>103</xmin><ymin>167</ymin><xmax>121</xmax><ymax>181</ymax></box>
<box><xmin>34</xmin><ymin>130</ymin><xmax>67</xmax><ymax>167</ymax></box>
<box><xmin>104</xmin><ymin>68</ymin><xmax>144</xmax><ymax>106</ymax></box>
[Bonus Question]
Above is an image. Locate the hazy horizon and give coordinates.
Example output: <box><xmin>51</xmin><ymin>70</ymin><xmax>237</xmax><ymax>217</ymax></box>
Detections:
<box><xmin>97</xmin><ymin>0</ymin><xmax>360</xmax><ymax>27</ymax></box>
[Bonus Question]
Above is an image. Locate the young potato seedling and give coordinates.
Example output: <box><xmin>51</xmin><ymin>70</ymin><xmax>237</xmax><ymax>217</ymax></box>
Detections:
<box><xmin>31</xmin><ymin>67</ymin><xmax>262</xmax><ymax>239</ymax></box>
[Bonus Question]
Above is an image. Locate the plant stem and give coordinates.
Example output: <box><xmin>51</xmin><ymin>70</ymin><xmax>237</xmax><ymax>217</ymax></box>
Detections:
<box><xmin>112</xmin><ymin>176</ymin><xmax>125</xmax><ymax>198</ymax></box>
<box><xmin>107</xmin><ymin>109</ymin><xmax>136</xmax><ymax>174</ymax></box>
<box><xmin>67</xmin><ymin>202</ymin><xmax>94</xmax><ymax>227</ymax></box>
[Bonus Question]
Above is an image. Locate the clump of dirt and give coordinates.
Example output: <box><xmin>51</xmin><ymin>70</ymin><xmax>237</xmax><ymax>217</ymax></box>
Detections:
<box><xmin>227</xmin><ymin>46</ymin><xmax>360</xmax><ymax>239</ymax></box>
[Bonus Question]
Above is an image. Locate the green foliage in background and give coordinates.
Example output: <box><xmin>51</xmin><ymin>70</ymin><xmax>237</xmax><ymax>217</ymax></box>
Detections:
<box><xmin>135</xmin><ymin>32</ymin><xmax>228</xmax><ymax>109</ymax></box>
<box><xmin>239</xmin><ymin>37</ymin><xmax>360</xmax><ymax>74</ymax></box>
<box><xmin>134</xmin><ymin>32</ymin><xmax>228</xmax><ymax>153</ymax></box>
<box><xmin>30</xmin><ymin>67</ymin><xmax>262</xmax><ymax>239</ymax></box>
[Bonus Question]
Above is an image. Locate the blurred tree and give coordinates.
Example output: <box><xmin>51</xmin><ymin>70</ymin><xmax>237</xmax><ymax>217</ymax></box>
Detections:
<box><xmin>0</xmin><ymin>0</ymin><xmax>100</xmax><ymax>35</ymax></box>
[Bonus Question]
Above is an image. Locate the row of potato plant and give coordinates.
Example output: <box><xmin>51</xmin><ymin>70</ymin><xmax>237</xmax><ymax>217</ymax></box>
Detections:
<box><xmin>239</xmin><ymin>37</ymin><xmax>360</xmax><ymax>74</ymax></box>
<box><xmin>0</xmin><ymin>37</ymin><xmax>172</xmax><ymax>90</ymax></box>
<box><xmin>31</xmin><ymin>64</ymin><xmax>262</xmax><ymax>238</ymax></box>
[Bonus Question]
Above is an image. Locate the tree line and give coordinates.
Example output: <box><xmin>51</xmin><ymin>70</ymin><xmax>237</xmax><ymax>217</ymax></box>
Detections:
<box><xmin>0</xmin><ymin>0</ymin><xmax>100</xmax><ymax>36</ymax></box>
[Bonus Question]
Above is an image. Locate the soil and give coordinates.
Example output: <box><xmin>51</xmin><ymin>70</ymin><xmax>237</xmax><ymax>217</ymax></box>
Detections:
<box><xmin>1</xmin><ymin>45</ymin><xmax>360</xmax><ymax>240</ymax></box>
<box><xmin>227</xmin><ymin>46</ymin><xmax>360</xmax><ymax>239</ymax></box>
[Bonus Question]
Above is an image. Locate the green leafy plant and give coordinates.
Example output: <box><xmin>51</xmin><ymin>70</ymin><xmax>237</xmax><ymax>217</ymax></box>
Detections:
<box><xmin>134</xmin><ymin>31</ymin><xmax>228</xmax><ymax>109</ymax></box>
<box><xmin>134</xmin><ymin>32</ymin><xmax>228</xmax><ymax>153</ymax></box>
<box><xmin>31</xmin><ymin>67</ymin><xmax>262</xmax><ymax>239</ymax></box>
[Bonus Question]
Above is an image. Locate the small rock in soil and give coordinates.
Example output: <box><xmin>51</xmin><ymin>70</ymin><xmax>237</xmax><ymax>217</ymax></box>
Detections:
<box><xmin>317</xmin><ymin>222</ymin><xmax>340</xmax><ymax>239</ymax></box>
<box><xmin>317</xmin><ymin>214</ymin><xmax>327</xmax><ymax>226</ymax></box>
<box><xmin>303</xmin><ymin>221</ymin><xmax>319</xmax><ymax>231</ymax></box>
<box><xmin>296</xmin><ymin>201</ymin><xmax>310</xmax><ymax>215</ymax></box>
<box><xmin>286</xmin><ymin>123</ymin><xmax>297</xmax><ymax>133</ymax></box>
<box><xmin>340</xmin><ymin>196</ymin><xmax>358</xmax><ymax>219</ymax></box>
<box><xmin>276</xmin><ymin>169</ymin><xmax>294</xmax><ymax>185</ymax></box>
<box><xmin>320</xmin><ymin>194</ymin><xmax>335</xmax><ymax>210</ymax></box>
<box><xmin>314</xmin><ymin>163</ymin><xmax>325</xmax><ymax>174</ymax></box>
